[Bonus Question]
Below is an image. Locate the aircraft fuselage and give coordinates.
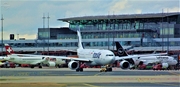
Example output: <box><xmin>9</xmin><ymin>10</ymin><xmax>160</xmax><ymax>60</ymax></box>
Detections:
<box><xmin>77</xmin><ymin>49</ymin><xmax>115</xmax><ymax>66</ymax></box>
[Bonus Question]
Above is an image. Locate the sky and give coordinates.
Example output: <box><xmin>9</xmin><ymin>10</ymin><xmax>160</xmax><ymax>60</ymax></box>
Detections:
<box><xmin>0</xmin><ymin>0</ymin><xmax>179</xmax><ymax>40</ymax></box>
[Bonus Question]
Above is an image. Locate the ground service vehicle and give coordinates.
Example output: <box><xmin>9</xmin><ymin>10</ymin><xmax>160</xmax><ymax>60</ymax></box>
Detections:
<box><xmin>138</xmin><ymin>64</ymin><xmax>146</xmax><ymax>70</ymax></box>
<box><xmin>153</xmin><ymin>63</ymin><xmax>168</xmax><ymax>70</ymax></box>
<box><xmin>100</xmin><ymin>65</ymin><xmax>112</xmax><ymax>72</ymax></box>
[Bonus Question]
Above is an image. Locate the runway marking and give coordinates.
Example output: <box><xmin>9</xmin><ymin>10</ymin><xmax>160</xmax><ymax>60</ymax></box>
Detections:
<box><xmin>94</xmin><ymin>72</ymin><xmax>104</xmax><ymax>76</ymax></box>
<box><xmin>137</xmin><ymin>78</ymin><xmax>144</xmax><ymax>82</ymax></box>
<box><xmin>65</xmin><ymin>74</ymin><xmax>83</xmax><ymax>76</ymax></box>
<box><xmin>83</xmin><ymin>83</ymin><xmax>99</xmax><ymax>87</ymax></box>
<box><xmin>0</xmin><ymin>78</ymin><xmax>26</xmax><ymax>81</ymax></box>
<box><xmin>168</xmin><ymin>71</ymin><xmax>180</xmax><ymax>76</ymax></box>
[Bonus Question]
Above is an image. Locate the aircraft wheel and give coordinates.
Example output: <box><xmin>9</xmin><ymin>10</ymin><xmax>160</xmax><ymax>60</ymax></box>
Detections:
<box><xmin>76</xmin><ymin>68</ymin><xmax>79</xmax><ymax>72</ymax></box>
<box><xmin>39</xmin><ymin>66</ymin><xmax>42</xmax><ymax>68</ymax></box>
<box><xmin>5</xmin><ymin>64</ymin><xmax>9</xmax><ymax>68</ymax></box>
<box><xmin>106</xmin><ymin>67</ymin><xmax>112</xmax><ymax>72</ymax></box>
<box><xmin>79</xmin><ymin>68</ymin><xmax>83</xmax><ymax>72</ymax></box>
<box><xmin>58</xmin><ymin>64</ymin><xmax>61</xmax><ymax>68</ymax></box>
<box><xmin>30</xmin><ymin>65</ymin><xmax>34</xmax><ymax>68</ymax></box>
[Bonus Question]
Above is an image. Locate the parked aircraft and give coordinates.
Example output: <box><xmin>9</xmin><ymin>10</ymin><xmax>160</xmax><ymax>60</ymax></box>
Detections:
<box><xmin>4</xmin><ymin>44</ymin><xmax>66</xmax><ymax>68</ymax></box>
<box><xmin>68</xmin><ymin>29</ymin><xmax>115</xmax><ymax>71</ymax></box>
<box><xmin>115</xmin><ymin>42</ymin><xmax>177</xmax><ymax>69</ymax></box>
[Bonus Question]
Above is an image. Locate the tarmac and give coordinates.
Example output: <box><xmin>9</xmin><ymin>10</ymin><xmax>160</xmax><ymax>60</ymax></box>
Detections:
<box><xmin>0</xmin><ymin>68</ymin><xmax>179</xmax><ymax>87</ymax></box>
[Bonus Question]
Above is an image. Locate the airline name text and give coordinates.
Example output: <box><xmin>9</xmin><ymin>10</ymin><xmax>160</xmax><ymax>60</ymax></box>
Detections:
<box><xmin>93</xmin><ymin>52</ymin><xmax>101</xmax><ymax>58</ymax></box>
<box><xmin>157</xmin><ymin>57</ymin><xmax>169</xmax><ymax>60</ymax></box>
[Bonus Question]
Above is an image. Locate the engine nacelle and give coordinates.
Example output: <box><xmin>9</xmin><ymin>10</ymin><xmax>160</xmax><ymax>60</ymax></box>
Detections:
<box><xmin>68</xmin><ymin>61</ymin><xmax>79</xmax><ymax>70</ymax></box>
<box><xmin>120</xmin><ymin>60</ymin><xmax>130</xmax><ymax>69</ymax></box>
<box><xmin>47</xmin><ymin>61</ymin><xmax>56</xmax><ymax>67</ymax></box>
<box><xmin>162</xmin><ymin>63</ymin><xmax>169</xmax><ymax>69</ymax></box>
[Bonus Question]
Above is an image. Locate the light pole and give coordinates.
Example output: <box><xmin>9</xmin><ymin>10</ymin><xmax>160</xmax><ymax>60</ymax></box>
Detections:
<box><xmin>47</xmin><ymin>13</ymin><xmax>50</xmax><ymax>55</ymax></box>
<box><xmin>1</xmin><ymin>14</ymin><xmax>4</xmax><ymax>55</ymax></box>
<box><xmin>1</xmin><ymin>1</ymin><xmax>9</xmax><ymax>55</ymax></box>
<box><xmin>161</xmin><ymin>9</ymin><xmax>164</xmax><ymax>52</ymax></box>
<box><xmin>42</xmin><ymin>13</ymin><xmax>45</xmax><ymax>54</ymax></box>
<box><xmin>167</xmin><ymin>9</ymin><xmax>169</xmax><ymax>55</ymax></box>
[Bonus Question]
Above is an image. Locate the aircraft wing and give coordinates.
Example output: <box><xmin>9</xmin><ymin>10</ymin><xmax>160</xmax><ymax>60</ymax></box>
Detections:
<box><xmin>115</xmin><ymin>53</ymin><xmax>168</xmax><ymax>60</ymax></box>
<box><xmin>30</xmin><ymin>59</ymin><xmax>47</xmax><ymax>65</ymax></box>
<box><xmin>138</xmin><ymin>53</ymin><xmax>167</xmax><ymax>56</ymax></box>
<box><xmin>9</xmin><ymin>54</ymin><xmax>92</xmax><ymax>63</ymax></box>
<box><xmin>52</xmin><ymin>56</ymin><xmax>93</xmax><ymax>62</ymax></box>
<box><xmin>115</xmin><ymin>53</ymin><xmax>168</xmax><ymax>59</ymax></box>
<box><xmin>115</xmin><ymin>56</ymin><xmax>134</xmax><ymax>60</ymax></box>
<box><xmin>67</xmin><ymin>57</ymin><xmax>92</xmax><ymax>62</ymax></box>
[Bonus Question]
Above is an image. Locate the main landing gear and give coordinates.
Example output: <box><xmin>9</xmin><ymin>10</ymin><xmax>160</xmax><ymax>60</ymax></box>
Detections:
<box><xmin>76</xmin><ymin>62</ymin><xmax>84</xmax><ymax>72</ymax></box>
<box><xmin>100</xmin><ymin>65</ymin><xmax>112</xmax><ymax>72</ymax></box>
<box><xmin>76</xmin><ymin>67</ymin><xmax>83</xmax><ymax>72</ymax></box>
<box><xmin>55</xmin><ymin>64</ymin><xmax>62</xmax><ymax>68</ymax></box>
<box><xmin>30</xmin><ymin>65</ymin><xmax>35</xmax><ymax>68</ymax></box>
<box><xmin>30</xmin><ymin>63</ymin><xmax>42</xmax><ymax>69</ymax></box>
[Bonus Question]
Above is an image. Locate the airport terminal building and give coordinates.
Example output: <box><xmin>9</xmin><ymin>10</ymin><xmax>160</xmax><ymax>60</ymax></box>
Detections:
<box><xmin>1</xmin><ymin>12</ymin><xmax>180</xmax><ymax>53</ymax></box>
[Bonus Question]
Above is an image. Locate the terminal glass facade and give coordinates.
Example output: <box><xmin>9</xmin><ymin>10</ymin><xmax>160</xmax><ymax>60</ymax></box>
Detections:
<box><xmin>64</xmin><ymin>13</ymin><xmax>180</xmax><ymax>47</ymax></box>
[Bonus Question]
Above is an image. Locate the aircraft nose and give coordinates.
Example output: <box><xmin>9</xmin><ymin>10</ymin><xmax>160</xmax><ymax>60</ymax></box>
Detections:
<box><xmin>109</xmin><ymin>56</ymin><xmax>115</xmax><ymax>63</ymax></box>
<box><xmin>174</xmin><ymin>60</ymin><xmax>178</xmax><ymax>64</ymax></box>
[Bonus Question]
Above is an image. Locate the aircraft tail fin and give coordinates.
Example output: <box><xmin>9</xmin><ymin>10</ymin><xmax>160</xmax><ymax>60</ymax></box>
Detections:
<box><xmin>152</xmin><ymin>49</ymin><xmax>157</xmax><ymax>54</ymax></box>
<box><xmin>115</xmin><ymin>42</ymin><xmax>128</xmax><ymax>57</ymax></box>
<box><xmin>4</xmin><ymin>44</ymin><xmax>14</xmax><ymax>55</ymax></box>
<box><xmin>77</xmin><ymin>28</ymin><xmax>84</xmax><ymax>49</ymax></box>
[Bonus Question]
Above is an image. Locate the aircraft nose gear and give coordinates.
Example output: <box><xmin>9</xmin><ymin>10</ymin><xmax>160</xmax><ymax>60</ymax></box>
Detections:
<box><xmin>38</xmin><ymin>63</ymin><xmax>43</xmax><ymax>68</ymax></box>
<box><xmin>100</xmin><ymin>65</ymin><xmax>112</xmax><ymax>72</ymax></box>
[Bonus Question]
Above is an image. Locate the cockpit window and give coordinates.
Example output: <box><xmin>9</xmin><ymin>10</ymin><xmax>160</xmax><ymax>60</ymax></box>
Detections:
<box><xmin>106</xmin><ymin>54</ymin><xmax>114</xmax><ymax>56</ymax></box>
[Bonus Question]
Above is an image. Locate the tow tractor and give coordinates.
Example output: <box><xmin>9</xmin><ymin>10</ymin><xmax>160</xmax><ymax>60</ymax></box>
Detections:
<box><xmin>100</xmin><ymin>65</ymin><xmax>112</xmax><ymax>72</ymax></box>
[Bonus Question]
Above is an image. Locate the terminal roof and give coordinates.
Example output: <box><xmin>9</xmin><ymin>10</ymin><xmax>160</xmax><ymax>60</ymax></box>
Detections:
<box><xmin>58</xmin><ymin>12</ymin><xmax>180</xmax><ymax>22</ymax></box>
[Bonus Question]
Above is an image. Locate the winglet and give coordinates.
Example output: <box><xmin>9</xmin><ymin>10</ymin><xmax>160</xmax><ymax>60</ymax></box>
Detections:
<box><xmin>4</xmin><ymin>44</ymin><xmax>14</xmax><ymax>55</ymax></box>
<box><xmin>115</xmin><ymin>42</ymin><xmax>128</xmax><ymax>56</ymax></box>
<box><xmin>77</xmin><ymin>27</ymin><xmax>84</xmax><ymax>49</ymax></box>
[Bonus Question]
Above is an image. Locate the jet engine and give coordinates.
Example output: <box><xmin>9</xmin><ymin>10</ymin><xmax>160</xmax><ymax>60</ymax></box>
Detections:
<box><xmin>120</xmin><ymin>60</ymin><xmax>130</xmax><ymax>69</ymax></box>
<box><xmin>47</xmin><ymin>61</ymin><xmax>56</xmax><ymax>67</ymax></box>
<box><xmin>68</xmin><ymin>61</ymin><xmax>79</xmax><ymax>70</ymax></box>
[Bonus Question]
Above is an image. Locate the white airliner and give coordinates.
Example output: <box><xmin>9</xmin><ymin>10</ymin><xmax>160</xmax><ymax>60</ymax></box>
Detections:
<box><xmin>4</xmin><ymin>44</ymin><xmax>66</xmax><ymax>68</ymax></box>
<box><xmin>71</xmin><ymin>29</ymin><xmax>115</xmax><ymax>71</ymax></box>
<box><xmin>4</xmin><ymin>29</ymin><xmax>115</xmax><ymax>71</ymax></box>
<box><xmin>115</xmin><ymin>42</ymin><xmax>177</xmax><ymax>69</ymax></box>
